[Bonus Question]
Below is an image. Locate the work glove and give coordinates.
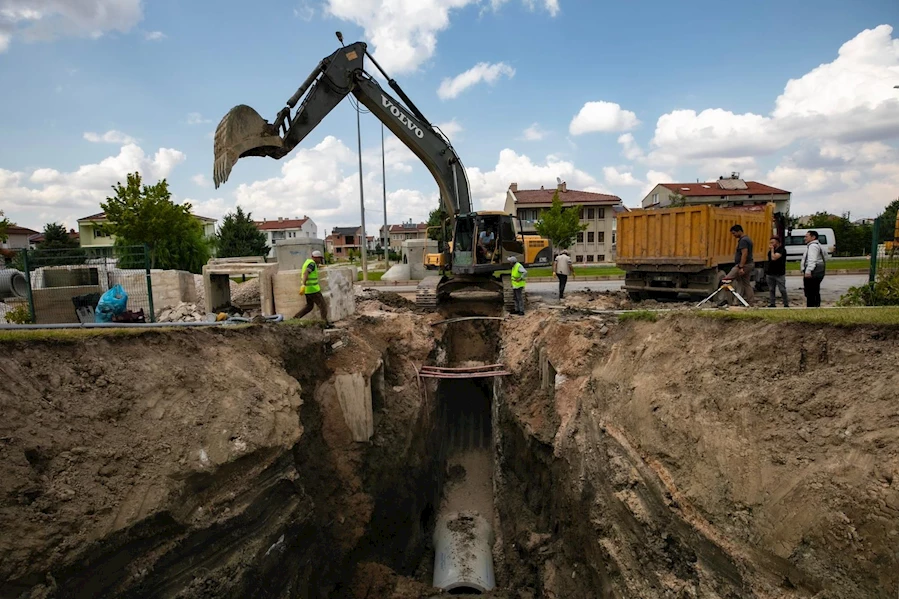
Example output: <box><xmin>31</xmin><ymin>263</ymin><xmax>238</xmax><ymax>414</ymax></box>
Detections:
<box><xmin>299</xmin><ymin>285</ymin><xmax>306</xmax><ymax>295</ymax></box>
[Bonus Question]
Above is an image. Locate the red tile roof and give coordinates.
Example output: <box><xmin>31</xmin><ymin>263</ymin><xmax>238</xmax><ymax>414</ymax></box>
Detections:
<box><xmin>5</xmin><ymin>225</ymin><xmax>39</xmax><ymax>235</ymax></box>
<box><xmin>29</xmin><ymin>230</ymin><xmax>80</xmax><ymax>243</ymax></box>
<box><xmin>255</xmin><ymin>218</ymin><xmax>308</xmax><ymax>230</ymax></box>
<box><xmin>512</xmin><ymin>188</ymin><xmax>622</xmax><ymax>205</ymax></box>
<box><xmin>659</xmin><ymin>181</ymin><xmax>789</xmax><ymax>197</ymax></box>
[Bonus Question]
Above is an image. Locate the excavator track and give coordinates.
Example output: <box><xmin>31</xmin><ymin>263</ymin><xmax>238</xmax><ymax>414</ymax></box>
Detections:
<box><xmin>416</xmin><ymin>275</ymin><xmax>444</xmax><ymax>309</ymax></box>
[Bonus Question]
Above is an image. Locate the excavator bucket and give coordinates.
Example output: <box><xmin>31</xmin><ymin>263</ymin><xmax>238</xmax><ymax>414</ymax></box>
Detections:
<box><xmin>213</xmin><ymin>105</ymin><xmax>285</xmax><ymax>188</ymax></box>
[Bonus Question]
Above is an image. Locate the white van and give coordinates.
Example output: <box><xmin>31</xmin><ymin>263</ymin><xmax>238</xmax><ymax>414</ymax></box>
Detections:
<box><xmin>783</xmin><ymin>228</ymin><xmax>836</xmax><ymax>261</ymax></box>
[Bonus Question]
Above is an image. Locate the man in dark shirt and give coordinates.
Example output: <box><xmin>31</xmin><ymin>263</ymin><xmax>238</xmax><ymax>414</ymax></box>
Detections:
<box><xmin>765</xmin><ymin>236</ymin><xmax>789</xmax><ymax>307</ymax></box>
<box><xmin>719</xmin><ymin>224</ymin><xmax>755</xmax><ymax>305</ymax></box>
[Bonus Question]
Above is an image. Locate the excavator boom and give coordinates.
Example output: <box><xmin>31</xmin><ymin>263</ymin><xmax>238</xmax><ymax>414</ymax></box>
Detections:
<box><xmin>212</xmin><ymin>41</ymin><xmax>472</xmax><ymax>219</ymax></box>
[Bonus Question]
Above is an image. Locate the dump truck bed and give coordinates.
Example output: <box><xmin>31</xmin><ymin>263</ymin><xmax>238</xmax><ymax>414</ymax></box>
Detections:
<box><xmin>616</xmin><ymin>203</ymin><xmax>774</xmax><ymax>269</ymax></box>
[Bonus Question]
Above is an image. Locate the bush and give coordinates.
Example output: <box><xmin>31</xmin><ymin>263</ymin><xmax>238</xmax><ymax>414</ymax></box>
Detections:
<box><xmin>5</xmin><ymin>304</ymin><xmax>33</xmax><ymax>324</ymax></box>
<box><xmin>838</xmin><ymin>270</ymin><xmax>899</xmax><ymax>306</ymax></box>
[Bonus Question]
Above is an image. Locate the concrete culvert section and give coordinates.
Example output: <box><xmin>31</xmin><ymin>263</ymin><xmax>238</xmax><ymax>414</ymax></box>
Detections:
<box><xmin>1</xmin><ymin>291</ymin><xmax>898</xmax><ymax>598</ymax></box>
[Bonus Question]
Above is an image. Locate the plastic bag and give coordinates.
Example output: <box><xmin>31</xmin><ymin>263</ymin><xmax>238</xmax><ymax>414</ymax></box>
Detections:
<box><xmin>95</xmin><ymin>284</ymin><xmax>128</xmax><ymax>323</ymax></box>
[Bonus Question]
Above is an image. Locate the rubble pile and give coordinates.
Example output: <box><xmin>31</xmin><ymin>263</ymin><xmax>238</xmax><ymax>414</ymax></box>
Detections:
<box><xmin>155</xmin><ymin>302</ymin><xmax>207</xmax><ymax>323</ymax></box>
<box><xmin>231</xmin><ymin>278</ymin><xmax>261</xmax><ymax>306</ymax></box>
<box><xmin>193</xmin><ymin>275</ymin><xmax>239</xmax><ymax>307</ymax></box>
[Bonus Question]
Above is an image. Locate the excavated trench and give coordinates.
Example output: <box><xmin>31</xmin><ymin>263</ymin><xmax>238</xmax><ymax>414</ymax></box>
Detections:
<box><xmin>2</xmin><ymin>300</ymin><xmax>898</xmax><ymax>598</ymax></box>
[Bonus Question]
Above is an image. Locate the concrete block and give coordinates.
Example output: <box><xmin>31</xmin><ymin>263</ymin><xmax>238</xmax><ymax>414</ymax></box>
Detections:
<box><xmin>32</xmin><ymin>285</ymin><xmax>103</xmax><ymax>324</ymax></box>
<box><xmin>402</xmin><ymin>239</ymin><xmax>438</xmax><ymax>281</ymax></box>
<box><xmin>148</xmin><ymin>270</ymin><xmax>197</xmax><ymax>309</ymax></box>
<box><xmin>273</xmin><ymin>266</ymin><xmax>356</xmax><ymax>321</ymax></box>
<box><xmin>273</xmin><ymin>239</ymin><xmax>326</xmax><ymax>271</ymax></box>
<box><xmin>334</xmin><ymin>372</ymin><xmax>374</xmax><ymax>442</ymax></box>
<box><xmin>202</xmin><ymin>263</ymin><xmax>277</xmax><ymax>315</ymax></box>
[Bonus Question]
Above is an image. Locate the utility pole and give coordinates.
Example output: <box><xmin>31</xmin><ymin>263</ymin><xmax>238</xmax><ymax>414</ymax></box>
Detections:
<box><xmin>356</xmin><ymin>103</ymin><xmax>368</xmax><ymax>281</ymax></box>
<box><xmin>382</xmin><ymin>123</ymin><xmax>389</xmax><ymax>268</ymax></box>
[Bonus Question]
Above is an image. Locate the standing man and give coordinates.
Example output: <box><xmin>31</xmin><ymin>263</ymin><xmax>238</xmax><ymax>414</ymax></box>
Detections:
<box><xmin>721</xmin><ymin>224</ymin><xmax>755</xmax><ymax>305</ymax></box>
<box><xmin>553</xmin><ymin>249</ymin><xmax>574</xmax><ymax>300</ymax></box>
<box><xmin>295</xmin><ymin>250</ymin><xmax>331</xmax><ymax>324</ymax></box>
<box><xmin>508</xmin><ymin>256</ymin><xmax>527</xmax><ymax>315</ymax></box>
<box><xmin>765</xmin><ymin>236</ymin><xmax>789</xmax><ymax>307</ymax></box>
<box><xmin>801</xmin><ymin>230</ymin><xmax>826</xmax><ymax>307</ymax></box>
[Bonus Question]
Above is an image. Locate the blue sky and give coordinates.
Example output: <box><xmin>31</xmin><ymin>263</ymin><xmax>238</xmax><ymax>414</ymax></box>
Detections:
<box><xmin>1</xmin><ymin>0</ymin><xmax>897</xmax><ymax>238</ymax></box>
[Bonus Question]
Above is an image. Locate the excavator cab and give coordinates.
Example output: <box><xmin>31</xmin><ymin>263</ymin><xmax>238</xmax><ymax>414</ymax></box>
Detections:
<box><xmin>450</xmin><ymin>213</ymin><xmax>523</xmax><ymax>274</ymax></box>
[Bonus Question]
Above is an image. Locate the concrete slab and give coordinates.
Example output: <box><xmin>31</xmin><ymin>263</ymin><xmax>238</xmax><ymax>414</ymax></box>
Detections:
<box><xmin>273</xmin><ymin>266</ymin><xmax>356</xmax><ymax>322</ymax></box>
<box><xmin>202</xmin><ymin>262</ymin><xmax>277</xmax><ymax>315</ymax></box>
<box><xmin>333</xmin><ymin>372</ymin><xmax>374</xmax><ymax>442</ymax></box>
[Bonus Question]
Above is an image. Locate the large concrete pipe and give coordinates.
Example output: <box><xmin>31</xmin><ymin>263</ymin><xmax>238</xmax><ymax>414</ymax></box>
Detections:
<box><xmin>0</xmin><ymin>269</ymin><xmax>28</xmax><ymax>298</ymax></box>
<box><xmin>432</xmin><ymin>511</ymin><xmax>496</xmax><ymax>593</ymax></box>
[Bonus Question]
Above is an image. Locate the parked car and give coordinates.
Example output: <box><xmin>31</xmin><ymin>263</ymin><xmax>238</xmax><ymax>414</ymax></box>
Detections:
<box><xmin>784</xmin><ymin>228</ymin><xmax>835</xmax><ymax>261</ymax></box>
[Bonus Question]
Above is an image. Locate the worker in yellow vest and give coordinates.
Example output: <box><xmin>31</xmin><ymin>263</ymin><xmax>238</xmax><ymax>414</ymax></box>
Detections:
<box><xmin>508</xmin><ymin>256</ymin><xmax>527</xmax><ymax>315</ymax></box>
<box><xmin>295</xmin><ymin>250</ymin><xmax>330</xmax><ymax>324</ymax></box>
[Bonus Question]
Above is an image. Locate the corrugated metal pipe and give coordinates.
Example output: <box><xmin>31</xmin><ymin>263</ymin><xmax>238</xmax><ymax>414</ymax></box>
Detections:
<box><xmin>0</xmin><ymin>269</ymin><xmax>29</xmax><ymax>298</ymax></box>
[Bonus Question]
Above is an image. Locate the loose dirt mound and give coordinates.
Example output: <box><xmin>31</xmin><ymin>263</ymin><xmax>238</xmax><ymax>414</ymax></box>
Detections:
<box><xmin>499</xmin><ymin>310</ymin><xmax>899</xmax><ymax>597</ymax></box>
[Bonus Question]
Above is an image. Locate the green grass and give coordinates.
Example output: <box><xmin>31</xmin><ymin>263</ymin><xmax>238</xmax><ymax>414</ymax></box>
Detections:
<box><xmin>526</xmin><ymin>265</ymin><xmax>625</xmax><ymax>277</ymax></box>
<box><xmin>618</xmin><ymin>310</ymin><xmax>659</xmax><ymax>322</ymax></box>
<box><xmin>696</xmin><ymin>306</ymin><xmax>899</xmax><ymax>326</ymax></box>
<box><xmin>357</xmin><ymin>270</ymin><xmax>385</xmax><ymax>282</ymax></box>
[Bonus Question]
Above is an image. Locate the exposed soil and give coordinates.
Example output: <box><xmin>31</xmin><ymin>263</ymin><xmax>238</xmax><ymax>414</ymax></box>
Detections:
<box><xmin>2</xmin><ymin>292</ymin><xmax>897</xmax><ymax>598</ymax></box>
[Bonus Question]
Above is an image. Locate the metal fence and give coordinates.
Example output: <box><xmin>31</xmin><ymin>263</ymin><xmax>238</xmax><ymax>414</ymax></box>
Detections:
<box><xmin>10</xmin><ymin>245</ymin><xmax>156</xmax><ymax>324</ymax></box>
<box><xmin>864</xmin><ymin>214</ymin><xmax>899</xmax><ymax>305</ymax></box>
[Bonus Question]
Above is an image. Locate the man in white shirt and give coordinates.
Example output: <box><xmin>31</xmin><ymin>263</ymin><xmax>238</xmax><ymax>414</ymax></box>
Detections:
<box><xmin>553</xmin><ymin>249</ymin><xmax>575</xmax><ymax>300</ymax></box>
<box><xmin>800</xmin><ymin>230</ymin><xmax>826</xmax><ymax>307</ymax></box>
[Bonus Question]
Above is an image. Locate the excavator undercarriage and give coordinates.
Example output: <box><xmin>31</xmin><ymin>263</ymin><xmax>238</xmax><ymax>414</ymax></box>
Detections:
<box><xmin>415</xmin><ymin>274</ymin><xmax>515</xmax><ymax>311</ymax></box>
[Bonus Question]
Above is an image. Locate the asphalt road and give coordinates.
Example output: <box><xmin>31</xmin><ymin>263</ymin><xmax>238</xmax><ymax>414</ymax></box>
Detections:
<box><xmin>367</xmin><ymin>274</ymin><xmax>870</xmax><ymax>306</ymax></box>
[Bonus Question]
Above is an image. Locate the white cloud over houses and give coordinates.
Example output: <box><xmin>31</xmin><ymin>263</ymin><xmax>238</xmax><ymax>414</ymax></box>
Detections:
<box><xmin>569</xmin><ymin>101</ymin><xmax>640</xmax><ymax>135</ymax></box>
<box><xmin>437</xmin><ymin>61</ymin><xmax>515</xmax><ymax>99</ymax></box>
<box><xmin>0</xmin><ymin>0</ymin><xmax>143</xmax><ymax>52</ymax></box>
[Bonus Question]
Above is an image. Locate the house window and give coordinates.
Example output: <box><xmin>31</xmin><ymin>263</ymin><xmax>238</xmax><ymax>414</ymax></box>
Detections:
<box><xmin>586</xmin><ymin>255</ymin><xmax>594</xmax><ymax>262</ymax></box>
<box><xmin>612</xmin><ymin>232</ymin><xmax>616</xmax><ymax>244</ymax></box>
<box><xmin>576</xmin><ymin>232</ymin><xmax>584</xmax><ymax>243</ymax></box>
<box><xmin>587</xmin><ymin>208</ymin><xmax>595</xmax><ymax>220</ymax></box>
<box><xmin>652</xmin><ymin>193</ymin><xmax>659</xmax><ymax>204</ymax></box>
<box><xmin>587</xmin><ymin>231</ymin><xmax>595</xmax><ymax>243</ymax></box>
<box><xmin>598</xmin><ymin>208</ymin><xmax>605</xmax><ymax>219</ymax></box>
<box><xmin>598</xmin><ymin>232</ymin><xmax>605</xmax><ymax>243</ymax></box>
<box><xmin>94</xmin><ymin>229</ymin><xmax>108</xmax><ymax>238</ymax></box>
<box><xmin>578</xmin><ymin>208</ymin><xmax>585</xmax><ymax>219</ymax></box>
<box><xmin>575</xmin><ymin>255</ymin><xmax>584</xmax><ymax>263</ymax></box>
<box><xmin>598</xmin><ymin>254</ymin><xmax>605</xmax><ymax>262</ymax></box>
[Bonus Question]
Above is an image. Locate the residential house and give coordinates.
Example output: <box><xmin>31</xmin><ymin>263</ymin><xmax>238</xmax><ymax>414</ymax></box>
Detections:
<box><xmin>1</xmin><ymin>225</ymin><xmax>40</xmax><ymax>249</ymax></box>
<box><xmin>379</xmin><ymin>221</ymin><xmax>429</xmax><ymax>251</ymax></box>
<box><xmin>853</xmin><ymin>218</ymin><xmax>876</xmax><ymax>226</ymax></box>
<box><xmin>325</xmin><ymin>226</ymin><xmax>364</xmax><ymax>258</ymax></box>
<box><xmin>254</xmin><ymin>216</ymin><xmax>318</xmax><ymax>257</ymax></box>
<box><xmin>29</xmin><ymin>229</ymin><xmax>80</xmax><ymax>245</ymax></box>
<box><xmin>641</xmin><ymin>174</ymin><xmax>791</xmax><ymax>215</ymax></box>
<box><xmin>78</xmin><ymin>212</ymin><xmax>217</xmax><ymax>251</ymax></box>
<box><xmin>503</xmin><ymin>181</ymin><xmax>624</xmax><ymax>264</ymax></box>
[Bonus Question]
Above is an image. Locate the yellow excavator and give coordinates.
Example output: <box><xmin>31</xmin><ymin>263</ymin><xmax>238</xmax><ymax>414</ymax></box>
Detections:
<box><xmin>212</xmin><ymin>34</ymin><xmax>551</xmax><ymax>310</ymax></box>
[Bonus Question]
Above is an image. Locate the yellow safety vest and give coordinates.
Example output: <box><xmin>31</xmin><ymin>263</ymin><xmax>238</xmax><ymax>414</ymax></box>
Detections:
<box><xmin>302</xmin><ymin>259</ymin><xmax>320</xmax><ymax>294</ymax></box>
<box><xmin>511</xmin><ymin>262</ymin><xmax>526</xmax><ymax>289</ymax></box>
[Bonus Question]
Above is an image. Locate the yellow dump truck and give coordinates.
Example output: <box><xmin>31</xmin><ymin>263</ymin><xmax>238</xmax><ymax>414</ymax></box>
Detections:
<box><xmin>616</xmin><ymin>203</ymin><xmax>777</xmax><ymax>299</ymax></box>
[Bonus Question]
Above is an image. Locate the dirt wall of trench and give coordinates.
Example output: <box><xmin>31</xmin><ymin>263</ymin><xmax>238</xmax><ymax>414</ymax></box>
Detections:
<box><xmin>497</xmin><ymin>309</ymin><xmax>899</xmax><ymax>598</ymax></box>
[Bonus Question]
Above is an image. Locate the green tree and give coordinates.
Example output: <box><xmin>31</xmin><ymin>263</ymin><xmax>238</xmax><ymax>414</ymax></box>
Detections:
<box><xmin>668</xmin><ymin>192</ymin><xmax>687</xmax><ymax>207</ymax></box>
<box><xmin>534</xmin><ymin>190</ymin><xmax>588</xmax><ymax>250</ymax></box>
<box><xmin>806</xmin><ymin>211</ymin><xmax>872</xmax><ymax>256</ymax></box>
<box><xmin>101</xmin><ymin>172</ymin><xmax>211</xmax><ymax>273</ymax></box>
<box><xmin>426</xmin><ymin>207</ymin><xmax>452</xmax><ymax>245</ymax></box>
<box><xmin>215</xmin><ymin>206</ymin><xmax>269</xmax><ymax>258</ymax></box>
<box><xmin>878</xmin><ymin>198</ymin><xmax>899</xmax><ymax>243</ymax></box>
<box><xmin>30</xmin><ymin>222</ymin><xmax>86</xmax><ymax>267</ymax></box>
<box><xmin>0</xmin><ymin>210</ymin><xmax>10</xmax><ymax>243</ymax></box>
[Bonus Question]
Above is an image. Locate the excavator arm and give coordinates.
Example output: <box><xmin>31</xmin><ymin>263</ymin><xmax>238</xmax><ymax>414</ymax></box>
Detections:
<box><xmin>213</xmin><ymin>40</ymin><xmax>472</xmax><ymax>219</ymax></box>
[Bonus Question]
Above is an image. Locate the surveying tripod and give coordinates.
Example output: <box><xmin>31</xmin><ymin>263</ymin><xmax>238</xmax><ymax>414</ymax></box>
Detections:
<box><xmin>696</xmin><ymin>279</ymin><xmax>750</xmax><ymax>308</ymax></box>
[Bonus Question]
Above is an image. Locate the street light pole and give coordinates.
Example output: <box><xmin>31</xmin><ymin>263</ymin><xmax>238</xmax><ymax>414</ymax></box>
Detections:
<box><xmin>382</xmin><ymin>123</ymin><xmax>389</xmax><ymax>268</ymax></box>
<box><xmin>356</xmin><ymin>102</ymin><xmax>368</xmax><ymax>281</ymax></box>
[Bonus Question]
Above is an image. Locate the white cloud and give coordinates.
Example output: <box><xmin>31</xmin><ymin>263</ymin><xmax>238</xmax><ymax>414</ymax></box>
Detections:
<box><xmin>603</xmin><ymin>167</ymin><xmax>642</xmax><ymax>187</ymax></box>
<box><xmin>186</xmin><ymin>112</ymin><xmax>212</xmax><ymax>125</ymax></box>
<box><xmin>83</xmin><ymin>130</ymin><xmax>137</xmax><ymax>145</ymax></box>
<box><xmin>0</xmin><ymin>0</ymin><xmax>143</xmax><ymax>51</ymax></box>
<box><xmin>326</xmin><ymin>0</ymin><xmax>557</xmax><ymax>75</ymax></box>
<box><xmin>569</xmin><ymin>101</ymin><xmax>640</xmax><ymax>135</ymax></box>
<box><xmin>437</xmin><ymin>61</ymin><xmax>515</xmax><ymax>100</ymax></box>
<box><xmin>521</xmin><ymin>123</ymin><xmax>547</xmax><ymax>141</ymax></box>
<box><xmin>617</xmin><ymin>133</ymin><xmax>643</xmax><ymax>160</ymax></box>
<box><xmin>144</xmin><ymin>30</ymin><xmax>165</xmax><ymax>41</ymax></box>
<box><xmin>466</xmin><ymin>148</ymin><xmax>609</xmax><ymax>210</ymax></box>
<box><xmin>436</xmin><ymin>119</ymin><xmax>463</xmax><ymax>141</ymax></box>
<box><xmin>0</xmin><ymin>143</ymin><xmax>186</xmax><ymax>228</ymax></box>
<box><xmin>640</xmin><ymin>169</ymin><xmax>673</xmax><ymax>200</ymax></box>
<box><xmin>489</xmin><ymin>0</ymin><xmax>559</xmax><ymax>16</ymax></box>
<box><xmin>648</xmin><ymin>25</ymin><xmax>899</xmax><ymax>170</ymax></box>
<box><xmin>192</xmin><ymin>173</ymin><xmax>211</xmax><ymax>188</ymax></box>
<box><xmin>293</xmin><ymin>2</ymin><xmax>314</xmax><ymax>20</ymax></box>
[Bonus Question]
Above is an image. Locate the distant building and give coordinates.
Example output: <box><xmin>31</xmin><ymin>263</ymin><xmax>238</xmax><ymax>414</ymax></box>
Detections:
<box><xmin>379</xmin><ymin>221</ymin><xmax>429</xmax><ymax>251</ymax></box>
<box><xmin>254</xmin><ymin>216</ymin><xmax>318</xmax><ymax>257</ymax></box>
<box><xmin>503</xmin><ymin>180</ymin><xmax>624</xmax><ymax>264</ymax></box>
<box><xmin>78</xmin><ymin>211</ymin><xmax>217</xmax><ymax>251</ymax></box>
<box><xmin>853</xmin><ymin>217</ymin><xmax>876</xmax><ymax>226</ymax></box>
<box><xmin>642</xmin><ymin>174</ymin><xmax>791</xmax><ymax>214</ymax></box>
<box><xmin>29</xmin><ymin>229</ymin><xmax>80</xmax><ymax>245</ymax></box>
<box><xmin>325</xmin><ymin>226</ymin><xmax>364</xmax><ymax>258</ymax></box>
<box><xmin>1</xmin><ymin>225</ymin><xmax>40</xmax><ymax>250</ymax></box>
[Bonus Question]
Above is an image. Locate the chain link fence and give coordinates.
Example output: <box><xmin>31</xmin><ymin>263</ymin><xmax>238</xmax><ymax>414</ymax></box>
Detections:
<box><xmin>2</xmin><ymin>245</ymin><xmax>156</xmax><ymax>324</ymax></box>
<box><xmin>841</xmin><ymin>214</ymin><xmax>899</xmax><ymax>306</ymax></box>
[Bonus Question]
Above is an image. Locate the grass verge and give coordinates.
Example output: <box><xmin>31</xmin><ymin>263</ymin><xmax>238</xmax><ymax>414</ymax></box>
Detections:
<box><xmin>695</xmin><ymin>306</ymin><xmax>899</xmax><ymax>326</ymax></box>
<box><xmin>526</xmin><ymin>266</ymin><xmax>625</xmax><ymax>277</ymax></box>
<box><xmin>786</xmin><ymin>259</ymin><xmax>869</xmax><ymax>271</ymax></box>
<box><xmin>618</xmin><ymin>310</ymin><xmax>659</xmax><ymax>323</ymax></box>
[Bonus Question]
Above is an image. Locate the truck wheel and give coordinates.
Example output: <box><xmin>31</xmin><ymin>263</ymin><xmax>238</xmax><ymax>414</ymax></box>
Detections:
<box><xmin>627</xmin><ymin>291</ymin><xmax>646</xmax><ymax>302</ymax></box>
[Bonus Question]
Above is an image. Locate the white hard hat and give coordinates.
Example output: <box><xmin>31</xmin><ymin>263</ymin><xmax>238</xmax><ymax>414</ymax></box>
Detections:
<box><xmin>507</xmin><ymin>256</ymin><xmax>518</xmax><ymax>263</ymax></box>
<box><xmin>312</xmin><ymin>250</ymin><xmax>323</xmax><ymax>258</ymax></box>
